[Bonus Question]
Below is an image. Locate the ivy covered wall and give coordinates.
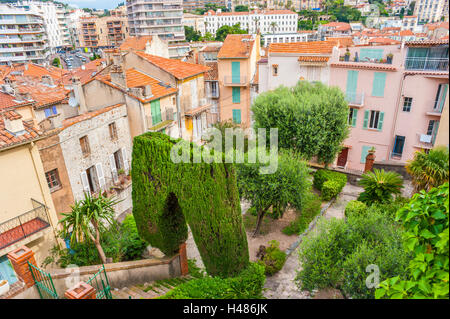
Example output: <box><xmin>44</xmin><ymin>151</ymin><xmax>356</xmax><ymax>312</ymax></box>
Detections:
<box><xmin>131</xmin><ymin>132</ymin><xmax>249</xmax><ymax>277</ymax></box>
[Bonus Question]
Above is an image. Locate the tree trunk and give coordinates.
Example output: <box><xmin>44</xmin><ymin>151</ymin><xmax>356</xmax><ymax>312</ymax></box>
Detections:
<box><xmin>90</xmin><ymin>219</ymin><xmax>107</xmax><ymax>264</ymax></box>
<box><xmin>252</xmin><ymin>205</ymin><xmax>270</xmax><ymax>237</ymax></box>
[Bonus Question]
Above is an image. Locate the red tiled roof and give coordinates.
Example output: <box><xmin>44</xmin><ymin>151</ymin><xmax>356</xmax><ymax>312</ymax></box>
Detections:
<box><xmin>368</xmin><ymin>37</ymin><xmax>401</xmax><ymax>45</ymax></box>
<box><xmin>331</xmin><ymin>62</ymin><xmax>397</xmax><ymax>71</ymax></box>
<box><xmin>134</xmin><ymin>51</ymin><xmax>210</xmax><ymax>80</ymax></box>
<box><xmin>405</xmin><ymin>39</ymin><xmax>449</xmax><ymax>46</ymax></box>
<box><xmin>0</xmin><ymin>114</ymin><xmax>42</xmax><ymax>150</ymax></box>
<box><xmin>62</xmin><ymin>104</ymin><xmax>124</xmax><ymax>130</ymax></box>
<box><xmin>120</xmin><ymin>36</ymin><xmax>153</xmax><ymax>51</ymax></box>
<box><xmin>322</xmin><ymin>22</ymin><xmax>351</xmax><ymax>31</ymax></box>
<box><xmin>218</xmin><ymin>34</ymin><xmax>255</xmax><ymax>59</ymax></box>
<box><xmin>298</xmin><ymin>56</ymin><xmax>330</xmax><ymax>62</ymax></box>
<box><xmin>399</xmin><ymin>30</ymin><xmax>414</xmax><ymax>36</ymax></box>
<box><xmin>268</xmin><ymin>40</ymin><xmax>336</xmax><ymax>54</ymax></box>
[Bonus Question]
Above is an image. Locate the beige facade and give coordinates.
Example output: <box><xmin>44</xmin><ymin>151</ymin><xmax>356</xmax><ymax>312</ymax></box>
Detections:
<box><xmin>78</xmin><ymin>13</ymin><xmax>129</xmax><ymax>49</ymax></box>
<box><xmin>435</xmin><ymin>92</ymin><xmax>449</xmax><ymax>148</ymax></box>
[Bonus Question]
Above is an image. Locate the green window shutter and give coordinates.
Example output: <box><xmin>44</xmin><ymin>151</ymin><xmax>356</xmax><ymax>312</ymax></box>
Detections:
<box><xmin>363</xmin><ymin>110</ymin><xmax>369</xmax><ymax>129</ymax></box>
<box><xmin>372</xmin><ymin>72</ymin><xmax>387</xmax><ymax>97</ymax></box>
<box><xmin>151</xmin><ymin>99</ymin><xmax>161</xmax><ymax>124</ymax></box>
<box><xmin>232</xmin><ymin>87</ymin><xmax>241</xmax><ymax>103</ymax></box>
<box><xmin>432</xmin><ymin>121</ymin><xmax>440</xmax><ymax>144</ymax></box>
<box><xmin>377</xmin><ymin>112</ymin><xmax>384</xmax><ymax>131</ymax></box>
<box><xmin>352</xmin><ymin>108</ymin><xmax>358</xmax><ymax>127</ymax></box>
<box><xmin>346</xmin><ymin>70</ymin><xmax>358</xmax><ymax>99</ymax></box>
<box><xmin>439</xmin><ymin>84</ymin><xmax>448</xmax><ymax>112</ymax></box>
<box><xmin>231</xmin><ymin>61</ymin><xmax>240</xmax><ymax>84</ymax></box>
<box><xmin>232</xmin><ymin>109</ymin><xmax>241</xmax><ymax>124</ymax></box>
<box><xmin>361</xmin><ymin>145</ymin><xmax>372</xmax><ymax>163</ymax></box>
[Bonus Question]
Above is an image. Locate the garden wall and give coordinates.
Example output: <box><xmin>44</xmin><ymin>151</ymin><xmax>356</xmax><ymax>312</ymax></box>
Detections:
<box><xmin>373</xmin><ymin>161</ymin><xmax>411</xmax><ymax>180</ymax></box>
<box><xmin>13</xmin><ymin>255</ymin><xmax>181</xmax><ymax>299</ymax></box>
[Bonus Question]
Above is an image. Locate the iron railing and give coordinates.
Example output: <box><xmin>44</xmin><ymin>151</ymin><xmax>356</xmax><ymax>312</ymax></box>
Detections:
<box><xmin>86</xmin><ymin>265</ymin><xmax>112</xmax><ymax>299</ymax></box>
<box><xmin>0</xmin><ymin>199</ymin><xmax>50</xmax><ymax>250</ymax></box>
<box><xmin>405</xmin><ymin>57</ymin><xmax>449</xmax><ymax>71</ymax></box>
<box><xmin>223</xmin><ymin>75</ymin><xmax>248</xmax><ymax>86</ymax></box>
<box><xmin>345</xmin><ymin>92</ymin><xmax>365</xmax><ymax>107</ymax></box>
<box><xmin>28</xmin><ymin>262</ymin><xmax>58</xmax><ymax>299</ymax></box>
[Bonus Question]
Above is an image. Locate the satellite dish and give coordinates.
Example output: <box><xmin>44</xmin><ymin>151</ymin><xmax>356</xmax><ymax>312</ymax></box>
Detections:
<box><xmin>68</xmin><ymin>91</ymin><xmax>78</xmax><ymax>107</ymax></box>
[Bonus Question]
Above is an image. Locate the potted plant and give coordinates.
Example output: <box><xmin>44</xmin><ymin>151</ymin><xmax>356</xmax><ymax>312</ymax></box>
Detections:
<box><xmin>0</xmin><ymin>280</ymin><xmax>10</xmax><ymax>296</ymax></box>
<box><xmin>344</xmin><ymin>49</ymin><xmax>351</xmax><ymax>61</ymax></box>
<box><xmin>386</xmin><ymin>53</ymin><xmax>393</xmax><ymax>64</ymax></box>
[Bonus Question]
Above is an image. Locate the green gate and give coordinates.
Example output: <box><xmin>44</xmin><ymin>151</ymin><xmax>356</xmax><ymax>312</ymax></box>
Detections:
<box><xmin>86</xmin><ymin>265</ymin><xmax>112</xmax><ymax>299</ymax></box>
<box><xmin>28</xmin><ymin>262</ymin><xmax>58</xmax><ymax>299</ymax></box>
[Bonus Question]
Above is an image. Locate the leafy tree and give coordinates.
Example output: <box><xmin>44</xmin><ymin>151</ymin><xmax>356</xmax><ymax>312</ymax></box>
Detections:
<box><xmin>237</xmin><ymin>151</ymin><xmax>312</xmax><ymax>236</ymax></box>
<box><xmin>215</xmin><ymin>23</ymin><xmax>247</xmax><ymax>41</ymax></box>
<box><xmin>202</xmin><ymin>32</ymin><xmax>215</xmax><ymax>41</ymax></box>
<box><xmin>235</xmin><ymin>5</ymin><xmax>249</xmax><ymax>12</ymax></box>
<box><xmin>52</xmin><ymin>57</ymin><xmax>60</xmax><ymax>68</ymax></box>
<box><xmin>405</xmin><ymin>146</ymin><xmax>449</xmax><ymax>193</ymax></box>
<box><xmin>407</xmin><ymin>1</ymin><xmax>415</xmax><ymax>15</ymax></box>
<box><xmin>252</xmin><ymin>81</ymin><xmax>349</xmax><ymax>166</ymax></box>
<box><xmin>357</xmin><ymin>169</ymin><xmax>404</xmax><ymax>205</ymax></box>
<box><xmin>270</xmin><ymin>21</ymin><xmax>278</xmax><ymax>34</ymax></box>
<box><xmin>376</xmin><ymin>183</ymin><xmax>449</xmax><ymax>299</ymax></box>
<box><xmin>184</xmin><ymin>26</ymin><xmax>202</xmax><ymax>42</ymax></box>
<box><xmin>59</xmin><ymin>193</ymin><xmax>121</xmax><ymax>264</ymax></box>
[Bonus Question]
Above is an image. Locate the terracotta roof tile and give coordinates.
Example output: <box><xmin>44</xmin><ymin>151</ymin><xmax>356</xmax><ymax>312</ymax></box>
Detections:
<box><xmin>331</xmin><ymin>62</ymin><xmax>397</xmax><ymax>71</ymax></box>
<box><xmin>62</xmin><ymin>104</ymin><xmax>124</xmax><ymax>130</ymax></box>
<box><xmin>298</xmin><ymin>56</ymin><xmax>330</xmax><ymax>62</ymax></box>
<box><xmin>134</xmin><ymin>51</ymin><xmax>210</xmax><ymax>80</ymax></box>
<box><xmin>217</xmin><ymin>34</ymin><xmax>255</xmax><ymax>59</ymax></box>
<box><xmin>368</xmin><ymin>37</ymin><xmax>401</xmax><ymax>45</ymax></box>
<box><xmin>120</xmin><ymin>36</ymin><xmax>153</xmax><ymax>51</ymax></box>
<box><xmin>268</xmin><ymin>40</ymin><xmax>336</xmax><ymax>54</ymax></box>
<box><xmin>0</xmin><ymin>111</ymin><xmax>42</xmax><ymax>150</ymax></box>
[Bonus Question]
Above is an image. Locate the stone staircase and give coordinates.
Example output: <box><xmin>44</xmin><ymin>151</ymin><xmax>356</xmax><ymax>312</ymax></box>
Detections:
<box><xmin>110</xmin><ymin>275</ymin><xmax>194</xmax><ymax>299</ymax></box>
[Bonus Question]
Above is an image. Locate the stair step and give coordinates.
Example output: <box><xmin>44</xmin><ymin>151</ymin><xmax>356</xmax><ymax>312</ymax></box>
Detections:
<box><xmin>129</xmin><ymin>286</ymin><xmax>155</xmax><ymax>299</ymax></box>
<box><xmin>121</xmin><ymin>287</ymin><xmax>140</xmax><ymax>299</ymax></box>
<box><xmin>111</xmin><ymin>289</ymin><xmax>132</xmax><ymax>299</ymax></box>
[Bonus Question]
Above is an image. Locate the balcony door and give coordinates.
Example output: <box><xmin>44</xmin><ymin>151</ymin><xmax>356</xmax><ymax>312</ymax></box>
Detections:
<box><xmin>434</xmin><ymin>84</ymin><xmax>448</xmax><ymax>112</ymax></box>
<box><xmin>231</xmin><ymin>61</ymin><xmax>241</xmax><ymax>84</ymax></box>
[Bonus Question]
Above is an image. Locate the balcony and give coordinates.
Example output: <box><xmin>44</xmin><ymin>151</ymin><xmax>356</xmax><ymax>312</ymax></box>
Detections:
<box><xmin>405</xmin><ymin>58</ymin><xmax>449</xmax><ymax>72</ymax></box>
<box><xmin>223</xmin><ymin>75</ymin><xmax>248</xmax><ymax>87</ymax></box>
<box><xmin>0</xmin><ymin>199</ymin><xmax>51</xmax><ymax>251</ymax></box>
<box><xmin>414</xmin><ymin>133</ymin><xmax>435</xmax><ymax>150</ymax></box>
<box><xmin>426</xmin><ymin>100</ymin><xmax>444</xmax><ymax>116</ymax></box>
<box><xmin>345</xmin><ymin>92</ymin><xmax>365</xmax><ymax>107</ymax></box>
<box><xmin>147</xmin><ymin>108</ymin><xmax>176</xmax><ymax>132</ymax></box>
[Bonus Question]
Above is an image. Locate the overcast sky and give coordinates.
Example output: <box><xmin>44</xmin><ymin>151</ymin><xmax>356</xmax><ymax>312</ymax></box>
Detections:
<box><xmin>59</xmin><ymin>0</ymin><xmax>123</xmax><ymax>10</ymax></box>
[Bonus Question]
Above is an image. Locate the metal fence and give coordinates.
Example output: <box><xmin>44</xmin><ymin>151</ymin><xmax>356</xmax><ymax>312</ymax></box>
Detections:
<box><xmin>28</xmin><ymin>262</ymin><xmax>58</xmax><ymax>299</ymax></box>
<box><xmin>405</xmin><ymin>57</ymin><xmax>449</xmax><ymax>71</ymax></box>
<box><xmin>86</xmin><ymin>265</ymin><xmax>112</xmax><ymax>299</ymax></box>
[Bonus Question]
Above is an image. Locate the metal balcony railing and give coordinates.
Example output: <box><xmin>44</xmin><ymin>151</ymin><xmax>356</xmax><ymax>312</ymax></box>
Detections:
<box><xmin>0</xmin><ymin>199</ymin><xmax>50</xmax><ymax>250</ymax></box>
<box><xmin>405</xmin><ymin>57</ymin><xmax>449</xmax><ymax>72</ymax></box>
<box><xmin>223</xmin><ymin>75</ymin><xmax>248</xmax><ymax>86</ymax></box>
<box><xmin>345</xmin><ymin>92</ymin><xmax>365</xmax><ymax>107</ymax></box>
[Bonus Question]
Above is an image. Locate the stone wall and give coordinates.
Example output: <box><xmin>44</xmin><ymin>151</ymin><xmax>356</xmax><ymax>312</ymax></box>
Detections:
<box><xmin>373</xmin><ymin>161</ymin><xmax>411</xmax><ymax>180</ymax></box>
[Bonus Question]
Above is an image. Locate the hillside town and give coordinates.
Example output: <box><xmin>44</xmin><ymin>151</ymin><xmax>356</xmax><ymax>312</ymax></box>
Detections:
<box><xmin>0</xmin><ymin>0</ymin><xmax>448</xmax><ymax>302</ymax></box>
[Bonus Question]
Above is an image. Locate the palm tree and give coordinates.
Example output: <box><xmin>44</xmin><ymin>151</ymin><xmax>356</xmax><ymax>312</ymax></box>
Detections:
<box><xmin>60</xmin><ymin>192</ymin><xmax>121</xmax><ymax>264</ymax></box>
<box><xmin>357</xmin><ymin>169</ymin><xmax>403</xmax><ymax>205</ymax></box>
<box><xmin>406</xmin><ymin>146</ymin><xmax>449</xmax><ymax>192</ymax></box>
<box><xmin>270</xmin><ymin>21</ymin><xmax>278</xmax><ymax>34</ymax></box>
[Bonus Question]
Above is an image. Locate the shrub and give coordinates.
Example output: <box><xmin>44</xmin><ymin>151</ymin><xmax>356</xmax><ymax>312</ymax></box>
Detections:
<box><xmin>161</xmin><ymin>263</ymin><xmax>266</xmax><ymax>299</ymax></box>
<box><xmin>313</xmin><ymin>169</ymin><xmax>347</xmax><ymax>200</ymax></box>
<box><xmin>187</xmin><ymin>259</ymin><xmax>206</xmax><ymax>279</ymax></box>
<box><xmin>321</xmin><ymin>180</ymin><xmax>341</xmax><ymax>201</ymax></box>
<box><xmin>282</xmin><ymin>194</ymin><xmax>322</xmax><ymax>235</ymax></box>
<box><xmin>120</xmin><ymin>214</ymin><xmax>148</xmax><ymax>261</ymax></box>
<box><xmin>344</xmin><ymin>200</ymin><xmax>367</xmax><ymax>218</ymax></box>
<box><xmin>357</xmin><ymin>169</ymin><xmax>403</xmax><ymax>205</ymax></box>
<box><xmin>257</xmin><ymin>240</ymin><xmax>287</xmax><ymax>275</ymax></box>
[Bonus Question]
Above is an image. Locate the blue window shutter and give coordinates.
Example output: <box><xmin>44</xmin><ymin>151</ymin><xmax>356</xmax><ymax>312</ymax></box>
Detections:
<box><xmin>352</xmin><ymin>108</ymin><xmax>358</xmax><ymax>127</ymax></box>
<box><xmin>363</xmin><ymin>110</ymin><xmax>369</xmax><ymax>129</ymax></box>
<box><xmin>360</xmin><ymin>48</ymin><xmax>383</xmax><ymax>60</ymax></box>
<box><xmin>231</xmin><ymin>61</ymin><xmax>240</xmax><ymax>84</ymax></box>
<box><xmin>377</xmin><ymin>112</ymin><xmax>384</xmax><ymax>131</ymax></box>
<box><xmin>232</xmin><ymin>87</ymin><xmax>240</xmax><ymax>103</ymax></box>
<box><xmin>361</xmin><ymin>145</ymin><xmax>372</xmax><ymax>163</ymax></box>
<box><xmin>372</xmin><ymin>72</ymin><xmax>387</xmax><ymax>97</ymax></box>
<box><xmin>232</xmin><ymin>109</ymin><xmax>241</xmax><ymax>124</ymax></box>
<box><xmin>346</xmin><ymin>70</ymin><xmax>358</xmax><ymax>99</ymax></box>
<box><xmin>44</xmin><ymin>108</ymin><xmax>52</xmax><ymax>118</ymax></box>
<box><xmin>52</xmin><ymin>106</ymin><xmax>57</xmax><ymax>115</ymax></box>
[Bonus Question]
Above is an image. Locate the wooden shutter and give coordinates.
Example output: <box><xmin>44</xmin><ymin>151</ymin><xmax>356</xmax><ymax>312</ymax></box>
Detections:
<box><xmin>122</xmin><ymin>147</ymin><xmax>129</xmax><ymax>172</ymax></box>
<box><xmin>351</xmin><ymin>108</ymin><xmax>358</xmax><ymax>127</ymax></box>
<box><xmin>361</xmin><ymin>145</ymin><xmax>372</xmax><ymax>163</ymax></box>
<box><xmin>432</xmin><ymin>121</ymin><xmax>440</xmax><ymax>144</ymax></box>
<box><xmin>231</xmin><ymin>61</ymin><xmax>240</xmax><ymax>83</ymax></box>
<box><xmin>363</xmin><ymin>110</ymin><xmax>369</xmax><ymax>129</ymax></box>
<box><xmin>96</xmin><ymin>163</ymin><xmax>105</xmax><ymax>190</ymax></box>
<box><xmin>346</xmin><ymin>70</ymin><xmax>358</xmax><ymax>100</ymax></box>
<box><xmin>372</xmin><ymin>72</ymin><xmax>387</xmax><ymax>97</ymax></box>
<box><xmin>232</xmin><ymin>109</ymin><xmax>241</xmax><ymax>124</ymax></box>
<box><xmin>377</xmin><ymin>112</ymin><xmax>384</xmax><ymax>131</ymax></box>
<box><xmin>80</xmin><ymin>171</ymin><xmax>90</xmax><ymax>194</ymax></box>
<box><xmin>232</xmin><ymin>87</ymin><xmax>241</xmax><ymax>103</ymax></box>
<box><xmin>109</xmin><ymin>154</ymin><xmax>118</xmax><ymax>183</ymax></box>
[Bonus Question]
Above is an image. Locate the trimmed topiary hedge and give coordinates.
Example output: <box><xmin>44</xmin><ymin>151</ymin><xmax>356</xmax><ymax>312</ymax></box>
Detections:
<box><xmin>257</xmin><ymin>240</ymin><xmax>287</xmax><ymax>275</ymax></box>
<box><xmin>131</xmin><ymin>132</ymin><xmax>249</xmax><ymax>277</ymax></box>
<box><xmin>313</xmin><ymin>169</ymin><xmax>347</xmax><ymax>200</ymax></box>
<box><xmin>344</xmin><ymin>200</ymin><xmax>368</xmax><ymax>218</ymax></box>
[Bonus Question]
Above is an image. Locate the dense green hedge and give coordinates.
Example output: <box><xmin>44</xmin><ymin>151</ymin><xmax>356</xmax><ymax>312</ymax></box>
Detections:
<box><xmin>160</xmin><ymin>263</ymin><xmax>266</xmax><ymax>299</ymax></box>
<box><xmin>344</xmin><ymin>200</ymin><xmax>367</xmax><ymax>218</ymax></box>
<box><xmin>313</xmin><ymin>169</ymin><xmax>347</xmax><ymax>200</ymax></box>
<box><xmin>131</xmin><ymin>132</ymin><xmax>249</xmax><ymax>277</ymax></box>
<box><xmin>257</xmin><ymin>240</ymin><xmax>286</xmax><ymax>275</ymax></box>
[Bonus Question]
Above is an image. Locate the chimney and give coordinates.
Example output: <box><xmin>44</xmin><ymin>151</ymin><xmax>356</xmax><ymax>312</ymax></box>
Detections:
<box><xmin>1</xmin><ymin>112</ymin><xmax>25</xmax><ymax>136</ymax></box>
<box><xmin>110</xmin><ymin>65</ymin><xmax>127</xmax><ymax>89</ymax></box>
<box><xmin>143</xmin><ymin>84</ymin><xmax>152</xmax><ymax>98</ymax></box>
<box><xmin>15</xmin><ymin>91</ymin><xmax>32</xmax><ymax>102</ymax></box>
<box><xmin>112</xmin><ymin>53</ymin><xmax>123</xmax><ymax>67</ymax></box>
<box><xmin>130</xmin><ymin>87</ymin><xmax>143</xmax><ymax>99</ymax></box>
<box><xmin>71</xmin><ymin>76</ymin><xmax>87</xmax><ymax>113</ymax></box>
<box><xmin>41</xmin><ymin>75</ymin><xmax>54</xmax><ymax>86</ymax></box>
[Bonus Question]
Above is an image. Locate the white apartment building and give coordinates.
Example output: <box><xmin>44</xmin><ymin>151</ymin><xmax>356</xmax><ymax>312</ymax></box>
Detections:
<box><xmin>0</xmin><ymin>4</ymin><xmax>49</xmax><ymax>65</ymax></box>
<box><xmin>204</xmin><ymin>9</ymin><xmax>298</xmax><ymax>36</ymax></box>
<box><xmin>14</xmin><ymin>1</ymin><xmax>71</xmax><ymax>52</ymax></box>
<box><xmin>414</xmin><ymin>0</ymin><xmax>447</xmax><ymax>24</ymax></box>
<box><xmin>263</xmin><ymin>32</ymin><xmax>309</xmax><ymax>46</ymax></box>
<box><xmin>126</xmin><ymin>0</ymin><xmax>185</xmax><ymax>41</ymax></box>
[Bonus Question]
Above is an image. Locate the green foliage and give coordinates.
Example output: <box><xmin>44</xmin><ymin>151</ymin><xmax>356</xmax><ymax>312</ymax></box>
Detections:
<box><xmin>376</xmin><ymin>183</ymin><xmax>449</xmax><ymax>299</ymax></box>
<box><xmin>344</xmin><ymin>200</ymin><xmax>367</xmax><ymax>218</ymax></box>
<box><xmin>252</xmin><ymin>82</ymin><xmax>349</xmax><ymax>165</ymax></box>
<box><xmin>52</xmin><ymin>57</ymin><xmax>60</xmax><ymax>68</ymax></box>
<box><xmin>282</xmin><ymin>194</ymin><xmax>322</xmax><ymax>235</ymax></box>
<box><xmin>235</xmin><ymin>5</ymin><xmax>249</xmax><ymax>12</ymax></box>
<box><xmin>215</xmin><ymin>23</ymin><xmax>247</xmax><ymax>42</ymax></box>
<box><xmin>160</xmin><ymin>263</ymin><xmax>265</xmax><ymax>299</ymax></box>
<box><xmin>184</xmin><ymin>26</ymin><xmax>202</xmax><ymax>42</ymax></box>
<box><xmin>131</xmin><ymin>132</ymin><xmax>249</xmax><ymax>277</ymax></box>
<box><xmin>187</xmin><ymin>259</ymin><xmax>206</xmax><ymax>279</ymax></box>
<box><xmin>323</xmin><ymin>0</ymin><xmax>363</xmax><ymax>22</ymax></box>
<box><xmin>257</xmin><ymin>240</ymin><xmax>287</xmax><ymax>276</ymax></box>
<box><xmin>120</xmin><ymin>214</ymin><xmax>148</xmax><ymax>261</ymax></box>
<box><xmin>296</xmin><ymin>209</ymin><xmax>410</xmax><ymax>298</ymax></box>
<box><xmin>313</xmin><ymin>169</ymin><xmax>347</xmax><ymax>200</ymax></box>
<box><xmin>357</xmin><ymin>169</ymin><xmax>403</xmax><ymax>205</ymax></box>
<box><xmin>405</xmin><ymin>146</ymin><xmax>449</xmax><ymax>192</ymax></box>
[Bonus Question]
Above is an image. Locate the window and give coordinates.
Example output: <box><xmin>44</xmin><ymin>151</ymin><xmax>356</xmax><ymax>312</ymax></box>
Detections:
<box><xmin>150</xmin><ymin>99</ymin><xmax>162</xmax><ymax>125</ymax></box>
<box><xmin>403</xmin><ymin>97</ymin><xmax>413</xmax><ymax>112</ymax></box>
<box><xmin>109</xmin><ymin>122</ymin><xmax>118</xmax><ymax>141</ymax></box>
<box><xmin>211</xmin><ymin>81</ymin><xmax>218</xmax><ymax>97</ymax></box>
<box><xmin>232</xmin><ymin>87</ymin><xmax>241</xmax><ymax>103</ymax></box>
<box><xmin>232</xmin><ymin>109</ymin><xmax>241</xmax><ymax>124</ymax></box>
<box><xmin>44</xmin><ymin>106</ymin><xmax>57</xmax><ymax>118</ymax></box>
<box><xmin>348</xmin><ymin>108</ymin><xmax>358</xmax><ymax>127</ymax></box>
<box><xmin>363</xmin><ymin>110</ymin><xmax>385</xmax><ymax>131</ymax></box>
<box><xmin>272</xmin><ymin>64</ymin><xmax>278</xmax><ymax>76</ymax></box>
<box><xmin>79</xmin><ymin>136</ymin><xmax>90</xmax><ymax>156</ymax></box>
<box><xmin>372</xmin><ymin>72</ymin><xmax>387</xmax><ymax>97</ymax></box>
<box><xmin>45</xmin><ymin>169</ymin><xmax>61</xmax><ymax>191</ymax></box>
<box><xmin>231</xmin><ymin>61</ymin><xmax>241</xmax><ymax>83</ymax></box>
<box><xmin>392</xmin><ymin>135</ymin><xmax>406</xmax><ymax>157</ymax></box>
<box><xmin>113</xmin><ymin>149</ymin><xmax>124</xmax><ymax>171</ymax></box>
<box><xmin>81</xmin><ymin>165</ymin><xmax>99</xmax><ymax>194</ymax></box>
<box><xmin>434</xmin><ymin>83</ymin><xmax>448</xmax><ymax>112</ymax></box>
